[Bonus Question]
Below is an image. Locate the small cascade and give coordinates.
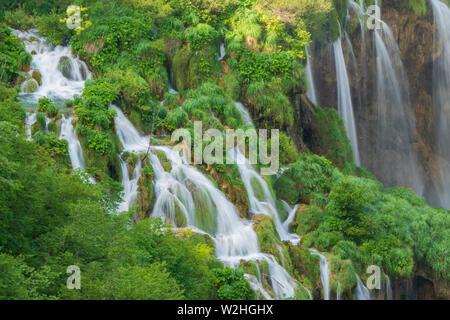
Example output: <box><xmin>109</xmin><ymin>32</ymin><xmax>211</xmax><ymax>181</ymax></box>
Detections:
<box><xmin>231</xmin><ymin>148</ymin><xmax>301</xmax><ymax>244</ymax></box>
<box><xmin>333</xmin><ymin>36</ymin><xmax>361</xmax><ymax>166</ymax></box>
<box><xmin>218</xmin><ymin>42</ymin><xmax>226</xmax><ymax>61</ymax></box>
<box><xmin>111</xmin><ymin>105</ymin><xmax>151</xmax><ymax>153</ymax></box>
<box><xmin>305</xmin><ymin>46</ymin><xmax>318</xmax><ymax>104</ymax></box>
<box><xmin>168</xmin><ymin>69</ymin><xmax>179</xmax><ymax>95</ymax></box>
<box><xmin>11</xmin><ymin>29</ymin><xmax>90</xmax><ymax>105</ymax></box>
<box><xmin>336</xmin><ymin>280</ymin><xmax>341</xmax><ymax>300</ymax></box>
<box><xmin>111</xmin><ymin>105</ymin><xmax>150</xmax><ymax>212</ymax></box>
<box><xmin>118</xmin><ymin>157</ymin><xmax>143</xmax><ymax>212</ymax></box>
<box><xmin>431</xmin><ymin>0</ymin><xmax>450</xmax><ymax>209</ymax></box>
<box><xmin>373</xmin><ymin>21</ymin><xmax>424</xmax><ymax>195</ymax></box>
<box><xmin>245</xmin><ymin>274</ymin><xmax>273</xmax><ymax>300</ymax></box>
<box><xmin>45</xmin><ymin>117</ymin><xmax>51</xmax><ymax>133</ymax></box>
<box><xmin>25</xmin><ymin>112</ymin><xmax>36</xmax><ymax>139</ymax></box>
<box><xmin>385</xmin><ymin>275</ymin><xmax>393</xmax><ymax>300</ymax></box>
<box><xmin>149</xmin><ymin>146</ymin><xmax>298</xmax><ymax>299</ymax></box>
<box><xmin>310</xmin><ymin>249</ymin><xmax>331</xmax><ymax>300</ymax></box>
<box><xmin>59</xmin><ymin>115</ymin><xmax>86</xmax><ymax>170</ymax></box>
<box><xmin>354</xmin><ymin>274</ymin><xmax>371</xmax><ymax>300</ymax></box>
<box><xmin>281</xmin><ymin>201</ymin><xmax>299</xmax><ymax>234</ymax></box>
<box><xmin>234</xmin><ymin>102</ymin><xmax>254</xmax><ymax>126</ymax></box>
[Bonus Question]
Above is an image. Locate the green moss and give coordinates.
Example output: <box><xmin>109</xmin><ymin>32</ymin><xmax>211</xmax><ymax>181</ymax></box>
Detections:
<box><xmin>252</xmin><ymin>214</ymin><xmax>280</xmax><ymax>253</ymax></box>
<box><xmin>137</xmin><ymin>161</ymin><xmax>156</xmax><ymax>221</ymax></box>
<box><xmin>47</xmin><ymin>120</ymin><xmax>58</xmax><ymax>135</ymax></box>
<box><xmin>172</xmin><ymin>45</ymin><xmax>221</xmax><ymax>91</ymax></box>
<box><xmin>192</xmin><ymin>187</ymin><xmax>218</xmax><ymax>234</ymax></box>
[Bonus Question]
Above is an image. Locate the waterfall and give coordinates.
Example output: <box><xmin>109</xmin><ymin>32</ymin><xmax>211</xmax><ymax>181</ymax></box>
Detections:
<box><xmin>168</xmin><ymin>69</ymin><xmax>179</xmax><ymax>95</ymax></box>
<box><xmin>333</xmin><ymin>37</ymin><xmax>361</xmax><ymax>166</ymax></box>
<box><xmin>431</xmin><ymin>0</ymin><xmax>450</xmax><ymax>209</ymax></box>
<box><xmin>59</xmin><ymin>115</ymin><xmax>86</xmax><ymax>170</ymax></box>
<box><xmin>281</xmin><ymin>201</ymin><xmax>299</xmax><ymax>234</ymax></box>
<box><xmin>149</xmin><ymin>146</ymin><xmax>298</xmax><ymax>299</ymax></box>
<box><xmin>111</xmin><ymin>105</ymin><xmax>150</xmax><ymax>212</ymax></box>
<box><xmin>25</xmin><ymin>112</ymin><xmax>36</xmax><ymax>139</ymax></box>
<box><xmin>111</xmin><ymin>106</ymin><xmax>299</xmax><ymax>299</ymax></box>
<box><xmin>234</xmin><ymin>102</ymin><xmax>254</xmax><ymax>126</ymax></box>
<box><xmin>310</xmin><ymin>249</ymin><xmax>331</xmax><ymax>300</ymax></box>
<box><xmin>218</xmin><ymin>42</ymin><xmax>226</xmax><ymax>61</ymax></box>
<box><xmin>111</xmin><ymin>105</ymin><xmax>150</xmax><ymax>154</ymax></box>
<box><xmin>119</xmin><ymin>157</ymin><xmax>143</xmax><ymax>212</ymax></box>
<box><xmin>336</xmin><ymin>280</ymin><xmax>341</xmax><ymax>300</ymax></box>
<box><xmin>373</xmin><ymin>21</ymin><xmax>424</xmax><ymax>195</ymax></box>
<box><xmin>355</xmin><ymin>274</ymin><xmax>371</xmax><ymax>300</ymax></box>
<box><xmin>385</xmin><ymin>275</ymin><xmax>393</xmax><ymax>300</ymax></box>
<box><xmin>231</xmin><ymin>148</ymin><xmax>301</xmax><ymax>244</ymax></box>
<box><xmin>11</xmin><ymin>29</ymin><xmax>90</xmax><ymax>105</ymax></box>
<box><xmin>305</xmin><ymin>46</ymin><xmax>318</xmax><ymax>104</ymax></box>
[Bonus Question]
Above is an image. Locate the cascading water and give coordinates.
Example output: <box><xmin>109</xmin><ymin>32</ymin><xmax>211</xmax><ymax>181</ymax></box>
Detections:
<box><xmin>231</xmin><ymin>148</ymin><xmax>301</xmax><ymax>245</ymax></box>
<box><xmin>218</xmin><ymin>42</ymin><xmax>226</xmax><ymax>61</ymax></box>
<box><xmin>354</xmin><ymin>274</ymin><xmax>371</xmax><ymax>300</ymax></box>
<box><xmin>234</xmin><ymin>102</ymin><xmax>254</xmax><ymax>126</ymax></box>
<box><xmin>111</xmin><ymin>105</ymin><xmax>150</xmax><ymax>212</ymax></box>
<box><xmin>431</xmin><ymin>0</ymin><xmax>450</xmax><ymax>209</ymax></box>
<box><xmin>13</xmin><ymin>29</ymin><xmax>92</xmax><ymax>176</ymax></box>
<box><xmin>305</xmin><ymin>46</ymin><xmax>318</xmax><ymax>105</ymax></box>
<box><xmin>373</xmin><ymin>21</ymin><xmax>424</xmax><ymax>195</ymax></box>
<box><xmin>385</xmin><ymin>275</ymin><xmax>393</xmax><ymax>300</ymax></box>
<box><xmin>281</xmin><ymin>201</ymin><xmax>299</xmax><ymax>235</ymax></box>
<box><xmin>119</xmin><ymin>158</ymin><xmax>143</xmax><ymax>212</ymax></box>
<box><xmin>59</xmin><ymin>115</ymin><xmax>86</xmax><ymax>170</ymax></box>
<box><xmin>111</xmin><ymin>106</ymin><xmax>299</xmax><ymax>299</ymax></box>
<box><xmin>150</xmin><ymin>146</ymin><xmax>298</xmax><ymax>299</ymax></box>
<box><xmin>11</xmin><ymin>29</ymin><xmax>90</xmax><ymax>106</ymax></box>
<box><xmin>310</xmin><ymin>249</ymin><xmax>331</xmax><ymax>300</ymax></box>
<box><xmin>333</xmin><ymin>36</ymin><xmax>361</xmax><ymax>166</ymax></box>
<box><xmin>25</xmin><ymin>112</ymin><xmax>36</xmax><ymax>139</ymax></box>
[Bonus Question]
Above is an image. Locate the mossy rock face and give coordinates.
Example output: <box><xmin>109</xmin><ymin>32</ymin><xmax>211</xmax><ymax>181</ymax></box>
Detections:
<box><xmin>192</xmin><ymin>187</ymin><xmax>218</xmax><ymax>234</ymax></box>
<box><xmin>273</xmin><ymin>174</ymin><xmax>299</xmax><ymax>205</ymax></box>
<box><xmin>197</xmin><ymin>164</ymin><xmax>250</xmax><ymax>219</ymax></box>
<box><xmin>250</xmin><ymin>177</ymin><xmax>266</xmax><ymax>202</ymax></box>
<box><xmin>154</xmin><ymin>150</ymin><xmax>172</xmax><ymax>172</ymax></box>
<box><xmin>239</xmin><ymin>260</ymin><xmax>273</xmax><ymax>299</ymax></box>
<box><xmin>336</xmin><ymin>259</ymin><xmax>358</xmax><ymax>299</ymax></box>
<box><xmin>218</xmin><ymin>72</ymin><xmax>240</xmax><ymax>101</ymax></box>
<box><xmin>47</xmin><ymin>120</ymin><xmax>59</xmax><ymax>135</ymax></box>
<box><xmin>173</xmin><ymin>201</ymin><xmax>188</xmax><ymax>227</ymax></box>
<box><xmin>252</xmin><ymin>214</ymin><xmax>280</xmax><ymax>253</ymax></box>
<box><xmin>31</xmin><ymin>69</ymin><xmax>42</xmax><ymax>85</ymax></box>
<box><xmin>172</xmin><ymin>45</ymin><xmax>221</xmax><ymax>91</ymax></box>
<box><xmin>31</xmin><ymin>113</ymin><xmax>46</xmax><ymax>134</ymax></box>
<box><xmin>16</xmin><ymin>71</ymin><xmax>31</xmax><ymax>86</ymax></box>
<box><xmin>58</xmin><ymin>56</ymin><xmax>73</xmax><ymax>79</ymax></box>
<box><xmin>137</xmin><ymin>162</ymin><xmax>156</xmax><ymax>221</ymax></box>
<box><xmin>21</xmin><ymin>78</ymin><xmax>38</xmax><ymax>93</ymax></box>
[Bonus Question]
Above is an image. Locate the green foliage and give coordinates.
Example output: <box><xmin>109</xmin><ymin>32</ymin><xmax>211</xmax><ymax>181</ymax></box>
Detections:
<box><xmin>327</xmin><ymin>176</ymin><xmax>376</xmax><ymax>243</ymax></box>
<box><xmin>36</xmin><ymin>13</ymin><xmax>72</xmax><ymax>45</ymax></box>
<box><xmin>312</xmin><ymin>106</ymin><xmax>355</xmax><ymax>172</ymax></box>
<box><xmin>37</xmin><ymin>96</ymin><xmax>59</xmax><ymax>118</ymax></box>
<box><xmin>70</xmin><ymin>3</ymin><xmax>155</xmax><ymax>74</ymax></box>
<box><xmin>213</xmin><ymin>268</ymin><xmax>256</xmax><ymax>300</ymax></box>
<box><xmin>3</xmin><ymin>8</ymin><xmax>36</xmax><ymax>30</ymax></box>
<box><xmin>0</xmin><ymin>24</ymin><xmax>31</xmax><ymax>83</ymax></box>
<box><xmin>274</xmin><ymin>153</ymin><xmax>335</xmax><ymax>206</ymax></box>
<box><xmin>184</xmin><ymin>23</ymin><xmax>218</xmax><ymax>49</ymax></box>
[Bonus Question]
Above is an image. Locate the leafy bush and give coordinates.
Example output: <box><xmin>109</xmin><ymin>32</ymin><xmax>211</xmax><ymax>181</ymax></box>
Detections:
<box><xmin>213</xmin><ymin>268</ymin><xmax>256</xmax><ymax>300</ymax></box>
<box><xmin>37</xmin><ymin>96</ymin><xmax>59</xmax><ymax>118</ymax></box>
